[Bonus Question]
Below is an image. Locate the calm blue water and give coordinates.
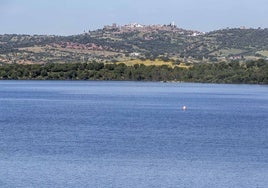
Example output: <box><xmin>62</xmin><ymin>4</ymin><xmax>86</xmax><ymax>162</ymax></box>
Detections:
<box><xmin>0</xmin><ymin>81</ymin><xmax>268</xmax><ymax>188</ymax></box>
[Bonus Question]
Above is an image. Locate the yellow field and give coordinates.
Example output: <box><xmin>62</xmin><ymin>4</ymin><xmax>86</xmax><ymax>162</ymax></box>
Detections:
<box><xmin>118</xmin><ymin>59</ymin><xmax>190</xmax><ymax>68</ymax></box>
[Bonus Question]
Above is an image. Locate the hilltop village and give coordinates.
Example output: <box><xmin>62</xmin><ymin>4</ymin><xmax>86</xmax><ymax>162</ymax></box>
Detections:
<box><xmin>102</xmin><ymin>22</ymin><xmax>204</xmax><ymax>37</ymax></box>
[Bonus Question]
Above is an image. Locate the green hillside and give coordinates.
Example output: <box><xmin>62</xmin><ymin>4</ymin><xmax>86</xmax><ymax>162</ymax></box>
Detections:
<box><xmin>0</xmin><ymin>25</ymin><xmax>268</xmax><ymax>64</ymax></box>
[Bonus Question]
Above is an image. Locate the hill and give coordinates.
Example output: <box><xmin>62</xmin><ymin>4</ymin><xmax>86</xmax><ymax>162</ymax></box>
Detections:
<box><xmin>0</xmin><ymin>24</ymin><xmax>268</xmax><ymax>64</ymax></box>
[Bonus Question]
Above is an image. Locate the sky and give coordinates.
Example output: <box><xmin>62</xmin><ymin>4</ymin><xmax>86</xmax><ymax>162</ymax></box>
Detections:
<box><xmin>0</xmin><ymin>0</ymin><xmax>267</xmax><ymax>35</ymax></box>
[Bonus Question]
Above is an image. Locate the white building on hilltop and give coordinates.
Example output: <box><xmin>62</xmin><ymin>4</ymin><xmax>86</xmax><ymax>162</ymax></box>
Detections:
<box><xmin>125</xmin><ymin>23</ymin><xmax>144</xmax><ymax>28</ymax></box>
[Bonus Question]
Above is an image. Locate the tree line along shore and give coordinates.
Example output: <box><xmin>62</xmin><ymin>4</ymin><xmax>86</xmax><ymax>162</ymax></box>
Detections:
<box><xmin>0</xmin><ymin>60</ymin><xmax>267</xmax><ymax>84</ymax></box>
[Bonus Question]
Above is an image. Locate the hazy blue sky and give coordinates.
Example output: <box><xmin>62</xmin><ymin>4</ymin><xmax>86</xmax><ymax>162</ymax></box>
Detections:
<box><xmin>0</xmin><ymin>0</ymin><xmax>267</xmax><ymax>35</ymax></box>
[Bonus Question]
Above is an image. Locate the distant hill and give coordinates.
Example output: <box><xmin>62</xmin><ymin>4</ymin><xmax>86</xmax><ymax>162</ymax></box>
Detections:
<box><xmin>0</xmin><ymin>24</ymin><xmax>268</xmax><ymax>64</ymax></box>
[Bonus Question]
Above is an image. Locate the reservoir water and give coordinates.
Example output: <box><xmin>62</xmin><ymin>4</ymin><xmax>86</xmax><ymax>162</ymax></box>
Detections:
<box><xmin>0</xmin><ymin>81</ymin><xmax>268</xmax><ymax>188</ymax></box>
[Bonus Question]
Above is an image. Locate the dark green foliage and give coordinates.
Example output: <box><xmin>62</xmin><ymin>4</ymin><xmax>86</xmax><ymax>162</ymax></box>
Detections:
<box><xmin>0</xmin><ymin>60</ymin><xmax>267</xmax><ymax>84</ymax></box>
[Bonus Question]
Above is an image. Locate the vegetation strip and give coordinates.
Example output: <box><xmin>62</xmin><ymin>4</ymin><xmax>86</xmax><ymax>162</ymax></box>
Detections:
<box><xmin>0</xmin><ymin>60</ymin><xmax>267</xmax><ymax>84</ymax></box>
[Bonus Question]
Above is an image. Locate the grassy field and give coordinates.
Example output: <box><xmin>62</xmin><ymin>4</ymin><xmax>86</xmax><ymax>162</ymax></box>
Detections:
<box><xmin>256</xmin><ymin>50</ymin><xmax>268</xmax><ymax>57</ymax></box>
<box><xmin>118</xmin><ymin>59</ymin><xmax>190</xmax><ymax>68</ymax></box>
<box><xmin>218</xmin><ymin>48</ymin><xmax>245</xmax><ymax>56</ymax></box>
